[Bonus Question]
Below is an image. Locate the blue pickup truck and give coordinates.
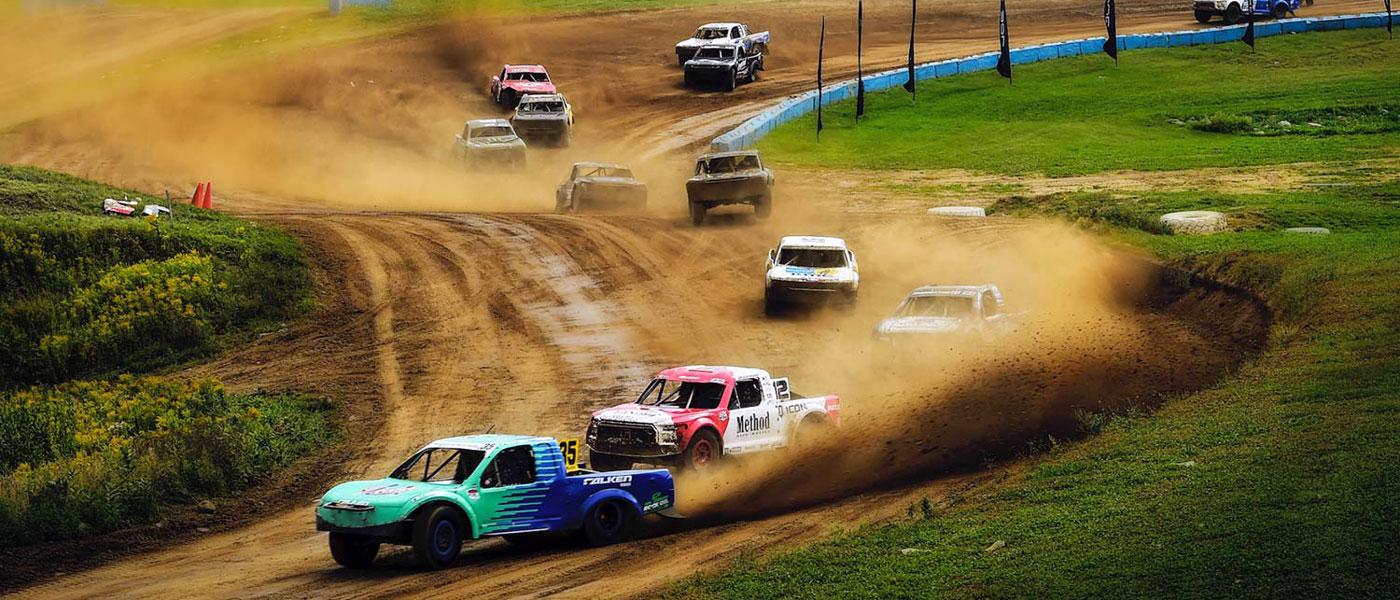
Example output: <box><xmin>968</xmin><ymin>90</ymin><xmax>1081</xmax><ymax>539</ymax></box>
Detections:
<box><xmin>315</xmin><ymin>434</ymin><xmax>676</xmax><ymax>569</ymax></box>
<box><xmin>1194</xmin><ymin>0</ymin><xmax>1302</xmax><ymax>24</ymax></box>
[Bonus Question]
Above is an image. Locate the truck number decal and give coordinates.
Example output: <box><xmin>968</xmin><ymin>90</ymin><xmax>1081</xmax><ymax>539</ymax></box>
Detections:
<box><xmin>558</xmin><ymin>438</ymin><xmax>580</xmax><ymax>470</ymax></box>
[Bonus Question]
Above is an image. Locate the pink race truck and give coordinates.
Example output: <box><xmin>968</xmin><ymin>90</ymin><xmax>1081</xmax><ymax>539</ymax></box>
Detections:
<box><xmin>586</xmin><ymin>365</ymin><xmax>840</xmax><ymax>471</ymax></box>
<box><xmin>490</xmin><ymin>64</ymin><xmax>557</xmax><ymax>108</ymax></box>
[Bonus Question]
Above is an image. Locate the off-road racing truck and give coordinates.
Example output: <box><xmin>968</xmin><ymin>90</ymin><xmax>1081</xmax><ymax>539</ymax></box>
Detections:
<box><xmin>452</xmin><ymin>119</ymin><xmax>527</xmax><ymax>169</ymax></box>
<box><xmin>685</xmin><ymin>150</ymin><xmax>774</xmax><ymax>225</ymax></box>
<box><xmin>874</xmin><ymin>284</ymin><xmax>1014</xmax><ymax>341</ymax></box>
<box><xmin>1194</xmin><ymin>0</ymin><xmax>1300</xmax><ymax>23</ymax></box>
<box><xmin>587</xmin><ymin>365</ymin><xmax>840</xmax><ymax>472</ymax></box>
<box><xmin>675</xmin><ymin>22</ymin><xmax>770</xmax><ymax>67</ymax></box>
<box><xmin>316</xmin><ymin>434</ymin><xmax>675</xmax><ymax>570</ymax></box>
<box><xmin>683</xmin><ymin>44</ymin><xmax>764</xmax><ymax>90</ymax></box>
<box><xmin>490</xmin><ymin>64</ymin><xmax>557</xmax><ymax>108</ymax></box>
<box><xmin>764</xmin><ymin>236</ymin><xmax>859</xmax><ymax>315</ymax></box>
<box><xmin>556</xmin><ymin>162</ymin><xmax>648</xmax><ymax>213</ymax></box>
<box><xmin>510</xmin><ymin>93</ymin><xmax>573</xmax><ymax>147</ymax></box>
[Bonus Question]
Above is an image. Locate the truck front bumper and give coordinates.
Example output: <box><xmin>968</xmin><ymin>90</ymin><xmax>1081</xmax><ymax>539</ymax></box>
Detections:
<box><xmin>316</xmin><ymin>516</ymin><xmax>412</xmax><ymax>543</ymax></box>
<box><xmin>588</xmin><ymin>420</ymin><xmax>680</xmax><ymax>458</ymax></box>
<box><xmin>767</xmin><ymin>280</ymin><xmax>856</xmax><ymax>304</ymax></box>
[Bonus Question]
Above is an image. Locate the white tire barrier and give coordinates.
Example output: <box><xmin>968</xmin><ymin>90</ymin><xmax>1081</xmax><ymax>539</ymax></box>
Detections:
<box><xmin>927</xmin><ymin>206</ymin><xmax>986</xmax><ymax>218</ymax></box>
<box><xmin>1284</xmin><ymin>227</ymin><xmax>1331</xmax><ymax>235</ymax></box>
<box><xmin>1159</xmin><ymin>211</ymin><xmax>1227</xmax><ymax>234</ymax></box>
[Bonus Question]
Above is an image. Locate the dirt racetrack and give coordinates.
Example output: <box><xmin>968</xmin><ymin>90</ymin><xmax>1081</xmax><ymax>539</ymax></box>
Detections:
<box><xmin>2</xmin><ymin>0</ymin><xmax>1353</xmax><ymax>596</ymax></box>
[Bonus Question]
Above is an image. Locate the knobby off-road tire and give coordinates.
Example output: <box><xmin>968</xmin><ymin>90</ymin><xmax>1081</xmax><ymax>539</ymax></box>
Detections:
<box><xmin>1194</xmin><ymin>10</ymin><xmax>1213</xmax><ymax>22</ymax></box>
<box><xmin>412</xmin><ymin>505</ymin><xmax>465</xmax><ymax>570</ymax></box>
<box><xmin>1272</xmin><ymin>2</ymin><xmax>1288</xmax><ymax>18</ymax></box>
<box><xmin>588</xmin><ymin>451</ymin><xmax>633</xmax><ymax>471</ymax></box>
<box><xmin>583</xmin><ymin>500</ymin><xmax>635</xmax><ymax>546</ymax></box>
<box><xmin>725</xmin><ymin>69</ymin><xmax>737</xmax><ymax>92</ymax></box>
<box><xmin>763</xmin><ymin>288</ymin><xmax>781</xmax><ymax>317</ymax></box>
<box><xmin>681</xmin><ymin>430</ymin><xmax>721</xmax><ymax>470</ymax></box>
<box><xmin>689</xmin><ymin>202</ymin><xmax>707</xmax><ymax>226</ymax></box>
<box><xmin>328</xmin><ymin>532</ymin><xmax>380</xmax><ymax>569</ymax></box>
<box><xmin>754</xmin><ymin>194</ymin><xmax>772</xmax><ymax>219</ymax></box>
<box><xmin>1223</xmin><ymin>4</ymin><xmax>1242</xmax><ymax>24</ymax></box>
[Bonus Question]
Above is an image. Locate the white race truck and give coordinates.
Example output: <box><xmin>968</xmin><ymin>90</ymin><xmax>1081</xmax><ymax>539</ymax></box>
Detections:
<box><xmin>586</xmin><ymin>365</ymin><xmax>841</xmax><ymax>471</ymax></box>
<box><xmin>874</xmin><ymin>284</ymin><xmax>1014</xmax><ymax>341</ymax></box>
<box><xmin>764</xmin><ymin>236</ymin><xmax>859</xmax><ymax>315</ymax></box>
<box><xmin>674</xmin><ymin>22</ymin><xmax>770</xmax><ymax>67</ymax></box>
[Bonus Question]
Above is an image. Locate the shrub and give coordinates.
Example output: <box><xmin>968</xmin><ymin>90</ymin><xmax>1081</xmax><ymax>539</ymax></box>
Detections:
<box><xmin>0</xmin><ymin>376</ymin><xmax>335</xmax><ymax>546</ymax></box>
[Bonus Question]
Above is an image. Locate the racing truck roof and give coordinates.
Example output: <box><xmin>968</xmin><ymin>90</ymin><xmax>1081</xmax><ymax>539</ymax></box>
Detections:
<box><xmin>778</xmin><ymin>235</ymin><xmax>847</xmax><ymax>250</ymax></box>
<box><xmin>699</xmin><ymin>22</ymin><xmax>743</xmax><ymax>29</ymax></box>
<box><xmin>518</xmin><ymin>93</ymin><xmax>565</xmax><ymax>103</ymax></box>
<box><xmin>423</xmin><ymin>433</ymin><xmax>552</xmax><ymax>452</ymax></box>
<box><xmin>503</xmin><ymin>64</ymin><xmax>548</xmax><ymax>73</ymax></box>
<box><xmin>467</xmin><ymin>118</ymin><xmax>513</xmax><ymax>128</ymax></box>
<box><xmin>910</xmin><ymin>284</ymin><xmax>998</xmax><ymax>297</ymax></box>
<box><xmin>697</xmin><ymin>149</ymin><xmax>761</xmax><ymax>160</ymax></box>
<box><xmin>657</xmin><ymin>365</ymin><xmax>771</xmax><ymax>384</ymax></box>
<box><xmin>574</xmin><ymin>161</ymin><xmax>628</xmax><ymax>169</ymax></box>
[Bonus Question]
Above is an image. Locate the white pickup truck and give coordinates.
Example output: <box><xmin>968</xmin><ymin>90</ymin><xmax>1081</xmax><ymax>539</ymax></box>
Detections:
<box><xmin>764</xmin><ymin>236</ymin><xmax>859</xmax><ymax>315</ymax></box>
<box><xmin>675</xmin><ymin>22</ymin><xmax>770</xmax><ymax>67</ymax></box>
<box><xmin>874</xmin><ymin>284</ymin><xmax>1014</xmax><ymax>341</ymax></box>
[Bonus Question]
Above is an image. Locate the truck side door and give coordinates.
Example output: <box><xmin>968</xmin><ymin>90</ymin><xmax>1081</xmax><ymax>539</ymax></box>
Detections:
<box><xmin>474</xmin><ymin>443</ymin><xmax>561</xmax><ymax>535</ymax></box>
<box><xmin>722</xmin><ymin>377</ymin><xmax>782</xmax><ymax>452</ymax></box>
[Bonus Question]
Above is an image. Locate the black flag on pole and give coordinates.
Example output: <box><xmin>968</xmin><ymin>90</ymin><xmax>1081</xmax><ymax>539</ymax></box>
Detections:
<box><xmin>903</xmin><ymin>0</ymin><xmax>917</xmax><ymax>96</ymax></box>
<box><xmin>856</xmin><ymin>0</ymin><xmax>866</xmax><ymax>120</ymax></box>
<box><xmin>1243</xmin><ymin>1</ymin><xmax>1256</xmax><ymax>49</ymax></box>
<box><xmin>1103</xmin><ymin>0</ymin><xmax>1118</xmax><ymax>62</ymax></box>
<box><xmin>1386</xmin><ymin>0</ymin><xmax>1393</xmax><ymax>39</ymax></box>
<box><xmin>996</xmin><ymin>0</ymin><xmax>1012</xmax><ymax>81</ymax></box>
<box><xmin>817</xmin><ymin>16</ymin><xmax>825</xmax><ymax>138</ymax></box>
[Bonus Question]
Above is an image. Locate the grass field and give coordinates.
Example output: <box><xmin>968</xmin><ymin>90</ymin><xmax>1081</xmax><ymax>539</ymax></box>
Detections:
<box><xmin>760</xmin><ymin>29</ymin><xmax>1400</xmax><ymax>176</ymax></box>
<box><xmin>666</xmin><ymin>29</ymin><xmax>1400</xmax><ymax>599</ymax></box>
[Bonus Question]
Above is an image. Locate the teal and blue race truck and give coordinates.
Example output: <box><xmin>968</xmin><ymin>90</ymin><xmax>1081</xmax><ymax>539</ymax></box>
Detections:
<box><xmin>315</xmin><ymin>434</ymin><xmax>676</xmax><ymax>569</ymax></box>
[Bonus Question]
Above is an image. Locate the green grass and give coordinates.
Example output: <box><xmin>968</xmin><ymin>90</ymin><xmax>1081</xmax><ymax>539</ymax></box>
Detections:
<box><xmin>760</xmin><ymin>29</ymin><xmax>1400</xmax><ymax>176</ymax></box>
<box><xmin>0</xmin><ymin>376</ymin><xmax>336</xmax><ymax>546</ymax></box>
<box><xmin>0</xmin><ymin>165</ymin><xmax>311</xmax><ymax>387</ymax></box>
<box><xmin>665</xmin><ymin>31</ymin><xmax>1400</xmax><ymax>599</ymax></box>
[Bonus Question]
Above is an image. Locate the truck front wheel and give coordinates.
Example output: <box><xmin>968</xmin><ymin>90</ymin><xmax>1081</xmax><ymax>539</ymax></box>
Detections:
<box><xmin>1272</xmin><ymin>2</ymin><xmax>1288</xmax><ymax>18</ymax></box>
<box><xmin>725</xmin><ymin>69</ymin><xmax>737</xmax><ymax>91</ymax></box>
<box><xmin>689</xmin><ymin>202</ymin><xmax>707</xmax><ymax>226</ymax></box>
<box><xmin>411</xmin><ymin>505</ymin><xmax>465</xmax><ymax>570</ymax></box>
<box><xmin>328</xmin><ymin>532</ymin><xmax>380</xmax><ymax>569</ymax></box>
<box><xmin>583</xmin><ymin>500</ymin><xmax>635</xmax><ymax>547</ymax></box>
<box><xmin>681</xmin><ymin>430</ymin><xmax>721</xmax><ymax>470</ymax></box>
<box><xmin>1194</xmin><ymin>10</ymin><xmax>1213</xmax><ymax>22</ymax></box>
<box><xmin>754</xmin><ymin>194</ymin><xmax>772</xmax><ymax>219</ymax></box>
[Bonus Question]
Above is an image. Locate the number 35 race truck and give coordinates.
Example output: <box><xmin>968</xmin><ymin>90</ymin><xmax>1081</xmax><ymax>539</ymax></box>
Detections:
<box><xmin>315</xmin><ymin>434</ymin><xmax>675</xmax><ymax>570</ymax></box>
<box><xmin>587</xmin><ymin>366</ymin><xmax>841</xmax><ymax>471</ymax></box>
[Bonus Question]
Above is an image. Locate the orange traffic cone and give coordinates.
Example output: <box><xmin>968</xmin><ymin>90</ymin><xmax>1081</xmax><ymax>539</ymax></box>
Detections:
<box><xmin>191</xmin><ymin>181</ymin><xmax>207</xmax><ymax>206</ymax></box>
<box><xmin>201</xmin><ymin>182</ymin><xmax>213</xmax><ymax>209</ymax></box>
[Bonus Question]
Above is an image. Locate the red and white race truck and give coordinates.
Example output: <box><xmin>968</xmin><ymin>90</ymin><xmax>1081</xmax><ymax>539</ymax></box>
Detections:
<box><xmin>586</xmin><ymin>365</ymin><xmax>840</xmax><ymax>471</ymax></box>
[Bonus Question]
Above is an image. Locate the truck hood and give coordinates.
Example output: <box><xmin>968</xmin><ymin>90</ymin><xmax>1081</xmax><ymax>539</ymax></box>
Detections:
<box><xmin>594</xmin><ymin>403</ymin><xmax>712</xmax><ymax>426</ymax></box>
<box><xmin>687</xmin><ymin>169</ymin><xmax>766</xmax><ymax>184</ymax></box>
<box><xmin>576</xmin><ymin>176</ymin><xmax>643</xmax><ymax>187</ymax></box>
<box><xmin>319</xmin><ymin>478</ymin><xmax>438</xmax><ymax>510</ymax></box>
<box><xmin>467</xmin><ymin>136</ymin><xmax>526</xmax><ymax>149</ymax></box>
<box><xmin>677</xmin><ymin>38</ymin><xmax>732</xmax><ymax>50</ymax></box>
<box><xmin>878</xmin><ymin>316</ymin><xmax>966</xmax><ymax>335</ymax></box>
<box><xmin>768</xmin><ymin>265</ymin><xmax>856</xmax><ymax>283</ymax></box>
<box><xmin>502</xmin><ymin>81</ymin><xmax>556</xmax><ymax>94</ymax></box>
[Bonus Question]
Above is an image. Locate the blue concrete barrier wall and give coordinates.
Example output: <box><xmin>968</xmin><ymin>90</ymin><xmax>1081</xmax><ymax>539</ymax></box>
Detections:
<box><xmin>710</xmin><ymin>12</ymin><xmax>1390</xmax><ymax>152</ymax></box>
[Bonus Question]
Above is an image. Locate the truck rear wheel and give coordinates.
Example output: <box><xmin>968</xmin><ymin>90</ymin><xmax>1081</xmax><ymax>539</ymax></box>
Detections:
<box><xmin>681</xmin><ymin>430</ymin><xmax>721</xmax><ymax>470</ymax></box>
<box><xmin>689</xmin><ymin>202</ymin><xmax>706</xmax><ymax>226</ymax></box>
<box><xmin>1194</xmin><ymin>10</ymin><xmax>1213</xmax><ymax>22</ymax></box>
<box><xmin>411</xmin><ymin>505</ymin><xmax>464</xmax><ymax>570</ymax></box>
<box><xmin>589</xmin><ymin>451</ymin><xmax>633</xmax><ymax>471</ymax></box>
<box><xmin>328</xmin><ymin>532</ymin><xmax>380</xmax><ymax>569</ymax></box>
<box><xmin>1272</xmin><ymin>2</ymin><xmax>1288</xmax><ymax>18</ymax></box>
<box><xmin>583</xmin><ymin>500</ymin><xmax>635</xmax><ymax>547</ymax></box>
<box><xmin>1223</xmin><ymin>4</ymin><xmax>1242</xmax><ymax>24</ymax></box>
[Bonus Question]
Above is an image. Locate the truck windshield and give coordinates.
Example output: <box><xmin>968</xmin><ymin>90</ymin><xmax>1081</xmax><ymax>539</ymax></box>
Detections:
<box><xmin>636</xmin><ymin>378</ymin><xmax>726</xmax><ymax>410</ymax></box>
<box><xmin>505</xmin><ymin>71</ymin><xmax>549</xmax><ymax>82</ymax></box>
<box><xmin>471</xmin><ymin>126</ymin><xmax>514</xmax><ymax>139</ymax></box>
<box><xmin>519</xmin><ymin>101</ymin><xmax>564</xmax><ymax>113</ymax></box>
<box><xmin>778</xmin><ymin>248</ymin><xmax>847</xmax><ymax>268</ymax></box>
<box><xmin>700</xmin><ymin>154</ymin><xmax>759</xmax><ymax>174</ymax></box>
<box><xmin>898</xmin><ymin>296</ymin><xmax>975</xmax><ymax>318</ymax></box>
<box><xmin>390</xmin><ymin>448</ymin><xmax>486</xmax><ymax>483</ymax></box>
<box><xmin>695</xmin><ymin>47</ymin><xmax>735</xmax><ymax>60</ymax></box>
<box><xmin>696</xmin><ymin>27</ymin><xmax>729</xmax><ymax>39</ymax></box>
<box><xmin>581</xmin><ymin>166</ymin><xmax>633</xmax><ymax>179</ymax></box>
